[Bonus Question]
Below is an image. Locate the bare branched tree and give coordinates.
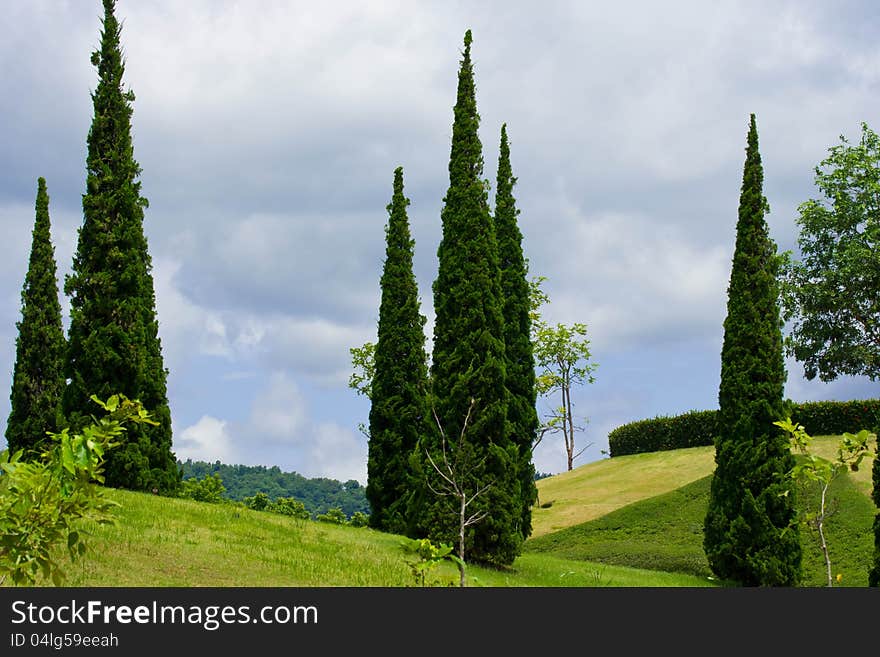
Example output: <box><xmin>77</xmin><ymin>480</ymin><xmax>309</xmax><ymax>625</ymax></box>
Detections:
<box><xmin>425</xmin><ymin>398</ymin><xmax>492</xmax><ymax>587</ymax></box>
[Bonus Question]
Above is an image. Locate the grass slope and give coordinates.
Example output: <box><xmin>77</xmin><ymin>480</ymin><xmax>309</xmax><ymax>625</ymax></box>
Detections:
<box><xmin>18</xmin><ymin>435</ymin><xmax>876</xmax><ymax>587</ymax></box>
<box><xmin>53</xmin><ymin>488</ymin><xmax>713</xmax><ymax>587</ymax></box>
<box><xmin>532</xmin><ymin>445</ymin><xmax>716</xmax><ymax>537</ymax></box>
<box><xmin>526</xmin><ymin>469</ymin><xmax>876</xmax><ymax>587</ymax></box>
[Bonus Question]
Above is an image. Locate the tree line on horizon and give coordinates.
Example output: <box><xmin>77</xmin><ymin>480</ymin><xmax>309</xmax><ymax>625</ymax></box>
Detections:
<box><xmin>4</xmin><ymin>0</ymin><xmax>880</xmax><ymax>584</ymax></box>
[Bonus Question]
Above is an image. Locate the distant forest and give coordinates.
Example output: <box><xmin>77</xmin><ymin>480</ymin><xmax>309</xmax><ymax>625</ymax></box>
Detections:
<box><xmin>178</xmin><ymin>460</ymin><xmax>370</xmax><ymax>518</ymax></box>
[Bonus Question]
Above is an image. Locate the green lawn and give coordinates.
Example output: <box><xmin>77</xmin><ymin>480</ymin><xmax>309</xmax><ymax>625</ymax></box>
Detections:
<box><xmin>50</xmin><ymin>488</ymin><xmax>712</xmax><ymax>587</ymax></box>
<box><xmin>14</xmin><ymin>435</ymin><xmax>877</xmax><ymax>588</ymax></box>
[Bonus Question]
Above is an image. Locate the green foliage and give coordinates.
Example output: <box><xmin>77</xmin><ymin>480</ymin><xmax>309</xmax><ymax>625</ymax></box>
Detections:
<box><xmin>6</xmin><ymin>177</ymin><xmax>67</xmax><ymax>459</ymax></box>
<box><xmin>366</xmin><ymin>167</ymin><xmax>429</xmax><ymax>535</ymax></box>
<box><xmin>179</xmin><ymin>473</ymin><xmax>226</xmax><ymax>504</ymax></box>
<box><xmin>0</xmin><ymin>394</ymin><xmax>154</xmax><ymax>586</ymax></box>
<box><xmin>316</xmin><ymin>507</ymin><xmax>347</xmax><ymax>525</ymax></box>
<box><xmin>269</xmin><ymin>497</ymin><xmax>311</xmax><ymax>520</ymax></box>
<box><xmin>608</xmin><ymin>399</ymin><xmax>880</xmax><ymax>457</ymax></box>
<box><xmin>704</xmin><ymin>114</ymin><xmax>801</xmax><ymax>586</ymax></box>
<box><xmin>400</xmin><ymin>537</ymin><xmax>463</xmax><ymax>587</ymax></box>
<box><xmin>781</xmin><ymin>122</ymin><xmax>880</xmax><ymax>382</ymax></box>
<box><xmin>530</xmin><ymin>276</ymin><xmax>598</xmax><ymax>471</ymax></box>
<box><xmin>413</xmin><ymin>30</ymin><xmax>522</xmax><ymax>567</ymax></box>
<box><xmin>494</xmin><ymin>124</ymin><xmax>539</xmax><ymax>539</ymax></box>
<box><xmin>776</xmin><ymin>418</ymin><xmax>873</xmax><ymax>586</ymax></box>
<box><xmin>348</xmin><ymin>511</ymin><xmax>370</xmax><ymax>528</ymax></box>
<box><xmin>63</xmin><ymin>0</ymin><xmax>177</xmax><ymax>494</ymax></box>
<box><xmin>608</xmin><ymin>410</ymin><xmax>720</xmax><ymax>456</ymax></box>
<box><xmin>348</xmin><ymin>342</ymin><xmax>375</xmax><ymax>400</ymax></box>
<box><xmin>243</xmin><ymin>491</ymin><xmax>271</xmax><ymax>511</ymax></box>
<box><xmin>178</xmin><ymin>459</ymin><xmax>369</xmax><ymax>517</ymax></box>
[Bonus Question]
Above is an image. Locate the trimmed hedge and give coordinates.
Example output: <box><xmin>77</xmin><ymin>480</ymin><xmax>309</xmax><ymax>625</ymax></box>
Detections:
<box><xmin>608</xmin><ymin>399</ymin><xmax>880</xmax><ymax>457</ymax></box>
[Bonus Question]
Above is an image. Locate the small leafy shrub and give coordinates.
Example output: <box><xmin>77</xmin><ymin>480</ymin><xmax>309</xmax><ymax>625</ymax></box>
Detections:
<box><xmin>0</xmin><ymin>394</ymin><xmax>154</xmax><ymax>586</ymax></box>
<box><xmin>315</xmin><ymin>507</ymin><xmax>347</xmax><ymax>524</ymax></box>
<box><xmin>400</xmin><ymin>537</ymin><xmax>462</xmax><ymax>587</ymax></box>
<box><xmin>269</xmin><ymin>496</ymin><xmax>310</xmax><ymax>520</ymax></box>
<box><xmin>179</xmin><ymin>473</ymin><xmax>226</xmax><ymax>503</ymax></box>
<box><xmin>348</xmin><ymin>511</ymin><xmax>370</xmax><ymax>527</ymax></box>
<box><xmin>775</xmin><ymin>417</ymin><xmax>874</xmax><ymax>587</ymax></box>
<box><xmin>243</xmin><ymin>491</ymin><xmax>271</xmax><ymax>511</ymax></box>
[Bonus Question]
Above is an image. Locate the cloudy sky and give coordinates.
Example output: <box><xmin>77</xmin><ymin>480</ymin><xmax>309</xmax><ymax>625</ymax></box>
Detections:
<box><xmin>1</xmin><ymin>0</ymin><xmax>878</xmax><ymax>483</ymax></box>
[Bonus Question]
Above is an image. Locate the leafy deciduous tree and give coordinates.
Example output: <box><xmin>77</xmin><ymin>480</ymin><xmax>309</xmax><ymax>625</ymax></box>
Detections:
<box><xmin>529</xmin><ymin>276</ymin><xmax>598</xmax><ymax>471</ymax></box>
<box><xmin>534</xmin><ymin>321</ymin><xmax>598</xmax><ymax>471</ymax></box>
<box><xmin>781</xmin><ymin>122</ymin><xmax>880</xmax><ymax>382</ymax></box>
<box><xmin>776</xmin><ymin>418</ymin><xmax>872</xmax><ymax>586</ymax></box>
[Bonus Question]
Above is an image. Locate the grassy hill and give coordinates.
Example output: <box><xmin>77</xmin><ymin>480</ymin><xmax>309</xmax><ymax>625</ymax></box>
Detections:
<box><xmin>25</xmin><ymin>435</ymin><xmax>879</xmax><ymax>587</ymax></box>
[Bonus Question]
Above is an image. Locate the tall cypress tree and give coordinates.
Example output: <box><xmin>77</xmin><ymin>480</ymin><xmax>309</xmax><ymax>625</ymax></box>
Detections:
<box><xmin>412</xmin><ymin>30</ymin><xmax>522</xmax><ymax>566</ymax></box>
<box><xmin>366</xmin><ymin>166</ymin><xmax>429</xmax><ymax>534</ymax></box>
<box><xmin>703</xmin><ymin>114</ymin><xmax>801</xmax><ymax>586</ymax></box>
<box><xmin>6</xmin><ymin>177</ymin><xmax>66</xmax><ymax>458</ymax></box>
<box><xmin>63</xmin><ymin>0</ymin><xmax>178</xmax><ymax>493</ymax></box>
<box><xmin>494</xmin><ymin>124</ymin><xmax>538</xmax><ymax>540</ymax></box>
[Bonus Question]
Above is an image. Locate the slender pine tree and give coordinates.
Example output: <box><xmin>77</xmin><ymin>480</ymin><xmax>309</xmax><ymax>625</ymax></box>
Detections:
<box><xmin>63</xmin><ymin>0</ymin><xmax>178</xmax><ymax>493</ymax></box>
<box><xmin>366</xmin><ymin>166</ymin><xmax>429</xmax><ymax>534</ymax></box>
<box><xmin>5</xmin><ymin>177</ymin><xmax>66</xmax><ymax>459</ymax></box>
<box><xmin>494</xmin><ymin>124</ymin><xmax>538</xmax><ymax>540</ymax></box>
<box><xmin>703</xmin><ymin>114</ymin><xmax>801</xmax><ymax>586</ymax></box>
<box><xmin>411</xmin><ymin>30</ymin><xmax>522</xmax><ymax>566</ymax></box>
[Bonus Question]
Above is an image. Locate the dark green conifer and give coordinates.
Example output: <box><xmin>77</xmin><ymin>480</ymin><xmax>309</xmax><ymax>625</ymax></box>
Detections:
<box><xmin>494</xmin><ymin>124</ymin><xmax>538</xmax><ymax>540</ymax></box>
<box><xmin>63</xmin><ymin>0</ymin><xmax>178</xmax><ymax>493</ymax></box>
<box><xmin>412</xmin><ymin>30</ymin><xmax>522</xmax><ymax>566</ymax></box>
<box><xmin>6</xmin><ymin>177</ymin><xmax>66</xmax><ymax>458</ymax></box>
<box><xmin>703</xmin><ymin>114</ymin><xmax>801</xmax><ymax>585</ymax></box>
<box><xmin>366</xmin><ymin>166</ymin><xmax>429</xmax><ymax>534</ymax></box>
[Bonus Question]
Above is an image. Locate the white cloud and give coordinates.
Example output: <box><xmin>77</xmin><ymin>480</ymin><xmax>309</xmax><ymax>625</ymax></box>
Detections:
<box><xmin>543</xmin><ymin>211</ymin><xmax>730</xmax><ymax>352</ymax></box>
<box><xmin>152</xmin><ymin>257</ymin><xmax>234</xmax><ymax>363</ymax></box>
<box><xmin>175</xmin><ymin>415</ymin><xmax>235</xmax><ymax>464</ymax></box>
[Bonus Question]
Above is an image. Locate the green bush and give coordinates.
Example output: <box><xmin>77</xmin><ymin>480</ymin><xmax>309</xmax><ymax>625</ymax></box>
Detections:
<box><xmin>348</xmin><ymin>511</ymin><xmax>370</xmax><ymax>527</ymax></box>
<box><xmin>608</xmin><ymin>399</ymin><xmax>880</xmax><ymax>457</ymax></box>
<box><xmin>243</xmin><ymin>491</ymin><xmax>271</xmax><ymax>511</ymax></box>
<box><xmin>179</xmin><ymin>473</ymin><xmax>226</xmax><ymax>504</ymax></box>
<box><xmin>0</xmin><ymin>394</ymin><xmax>154</xmax><ymax>585</ymax></box>
<box><xmin>608</xmin><ymin>410</ymin><xmax>718</xmax><ymax>457</ymax></box>
<box><xmin>790</xmin><ymin>400</ymin><xmax>880</xmax><ymax>437</ymax></box>
<box><xmin>269</xmin><ymin>496</ymin><xmax>310</xmax><ymax>520</ymax></box>
<box><xmin>316</xmin><ymin>507</ymin><xmax>347</xmax><ymax>524</ymax></box>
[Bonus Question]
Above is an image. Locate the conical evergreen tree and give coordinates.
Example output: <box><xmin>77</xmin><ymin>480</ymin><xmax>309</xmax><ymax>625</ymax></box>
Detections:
<box><xmin>366</xmin><ymin>166</ymin><xmax>429</xmax><ymax>534</ymax></box>
<box><xmin>63</xmin><ymin>0</ymin><xmax>178</xmax><ymax>493</ymax></box>
<box><xmin>703</xmin><ymin>114</ymin><xmax>801</xmax><ymax>586</ymax></box>
<box><xmin>411</xmin><ymin>30</ymin><xmax>522</xmax><ymax>566</ymax></box>
<box><xmin>494</xmin><ymin>124</ymin><xmax>538</xmax><ymax>540</ymax></box>
<box><xmin>5</xmin><ymin>177</ymin><xmax>66</xmax><ymax>459</ymax></box>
